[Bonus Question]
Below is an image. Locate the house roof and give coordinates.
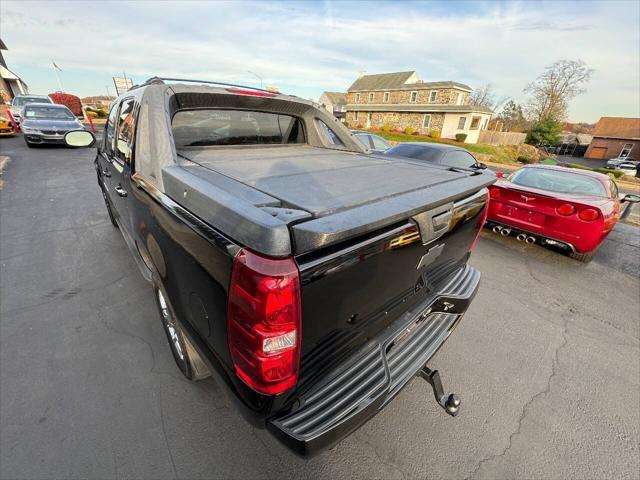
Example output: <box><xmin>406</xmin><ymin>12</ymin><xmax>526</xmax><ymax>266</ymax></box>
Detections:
<box><xmin>592</xmin><ymin>117</ymin><xmax>640</xmax><ymax>140</ymax></box>
<box><xmin>346</xmin><ymin>104</ymin><xmax>493</xmax><ymax>114</ymax></box>
<box><xmin>347</xmin><ymin>71</ymin><xmax>472</xmax><ymax>92</ymax></box>
<box><xmin>321</xmin><ymin>91</ymin><xmax>347</xmax><ymax>105</ymax></box>
<box><xmin>348</xmin><ymin>71</ymin><xmax>415</xmax><ymax>91</ymax></box>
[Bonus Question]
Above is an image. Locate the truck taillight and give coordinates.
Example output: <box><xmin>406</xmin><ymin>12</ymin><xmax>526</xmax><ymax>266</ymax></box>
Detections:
<box><xmin>227</xmin><ymin>249</ymin><xmax>302</xmax><ymax>395</ymax></box>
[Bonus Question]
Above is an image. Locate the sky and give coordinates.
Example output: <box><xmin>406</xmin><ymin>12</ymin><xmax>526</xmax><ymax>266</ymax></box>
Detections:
<box><xmin>1</xmin><ymin>0</ymin><xmax>639</xmax><ymax>123</ymax></box>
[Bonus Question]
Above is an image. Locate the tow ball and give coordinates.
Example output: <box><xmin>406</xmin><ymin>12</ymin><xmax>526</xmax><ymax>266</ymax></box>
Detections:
<box><xmin>419</xmin><ymin>366</ymin><xmax>461</xmax><ymax>417</ymax></box>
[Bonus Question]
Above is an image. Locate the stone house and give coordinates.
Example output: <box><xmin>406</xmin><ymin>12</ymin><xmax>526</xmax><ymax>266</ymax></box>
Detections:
<box><xmin>344</xmin><ymin>71</ymin><xmax>492</xmax><ymax>143</ymax></box>
<box><xmin>585</xmin><ymin>117</ymin><xmax>640</xmax><ymax>161</ymax></box>
<box><xmin>318</xmin><ymin>91</ymin><xmax>347</xmax><ymax>120</ymax></box>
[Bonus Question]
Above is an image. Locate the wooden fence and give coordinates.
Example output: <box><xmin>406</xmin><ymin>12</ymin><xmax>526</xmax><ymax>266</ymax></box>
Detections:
<box><xmin>478</xmin><ymin>130</ymin><xmax>526</xmax><ymax>145</ymax></box>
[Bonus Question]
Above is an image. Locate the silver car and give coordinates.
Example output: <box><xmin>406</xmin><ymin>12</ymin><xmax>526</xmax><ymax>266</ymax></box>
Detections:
<box><xmin>10</xmin><ymin>95</ymin><xmax>53</xmax><ymax>123</ymax></box>
<box><xmin>21</xmin><ymin>103</ymin><xmax>85</xmax><ymax>147</ymax></box>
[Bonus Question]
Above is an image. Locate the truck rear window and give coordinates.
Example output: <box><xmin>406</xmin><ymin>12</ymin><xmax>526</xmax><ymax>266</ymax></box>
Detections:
<box><xmin>172</xmin><ymin>109</ymin><xmax>305</xmax><ymax>147</ymax></box>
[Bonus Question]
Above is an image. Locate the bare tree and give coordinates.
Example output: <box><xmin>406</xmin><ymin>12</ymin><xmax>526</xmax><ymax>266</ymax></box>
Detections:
<box><xmin>496</xmin><ymin>100</ymin><xmax>531</xmax><ymax>132</ymax></box>
<box><xmin>469</xmin><ymin>84</ymin><xmax>495</xmax><ymax>109</ymax></box>
<box><xmin>524</xmin><ymin>59</ymin><xmax>592</xmax><ymax>122</ymax></box>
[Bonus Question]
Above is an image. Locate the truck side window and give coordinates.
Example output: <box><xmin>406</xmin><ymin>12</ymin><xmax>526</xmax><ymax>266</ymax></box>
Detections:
<box><xmin>316</xmin><ymin>120</ymin><xmax>343</xmax><ymax>146</ymax></box>
<box><xmin>104</xmin><ymin>103</ymin><xmax>118</xmax><ymax>155</ymax></box>
<box><xmin>115</xmin><ymin>98</ymin><xmax>136</xmax><ymax>163</ymax></box>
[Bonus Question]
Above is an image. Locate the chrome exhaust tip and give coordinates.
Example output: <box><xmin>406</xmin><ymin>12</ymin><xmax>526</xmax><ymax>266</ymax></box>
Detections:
<box><xmin>525</xmin><ymin>236</ymin><xmax>536</xmax><ymax>244</ymax></box>
<box><xmin>516</xmin><ymin>233</ymin><xmax>527</xmax><ymax>242</ymax></box>
<box><xmin>492</xmin><ymin>226</ymin><xmax>502</xmax><ymax>234</ymax></box>
<box><xmin>500</xmin><ymin>228</ymin><xmax>511</xmax><ymax>236</ymax></box>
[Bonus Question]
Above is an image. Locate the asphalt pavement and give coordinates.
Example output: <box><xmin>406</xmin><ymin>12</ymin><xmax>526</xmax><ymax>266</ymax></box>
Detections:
<box><xmin>1</xmin><ymin>135</ymin><xmax>639</xmax><ymax>479</ymax></box>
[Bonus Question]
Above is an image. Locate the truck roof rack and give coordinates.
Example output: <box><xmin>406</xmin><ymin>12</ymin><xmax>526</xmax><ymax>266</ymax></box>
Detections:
<box><xmin>130</xmin><ymin>76</ymin><xmax>276</xmax><ymax>94</ymax></box>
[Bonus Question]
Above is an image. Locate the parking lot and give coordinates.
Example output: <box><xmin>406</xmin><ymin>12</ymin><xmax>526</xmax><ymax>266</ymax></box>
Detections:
<box><xmin>1</xmin><ymin>135</ymin><xmax>638</xmax><ymax>479</ymax></box>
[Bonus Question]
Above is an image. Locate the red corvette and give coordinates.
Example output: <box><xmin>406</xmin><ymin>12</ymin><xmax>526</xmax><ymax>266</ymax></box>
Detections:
<box><xmin>486</xmin><ymin>165</ymin><xmax>639</xmax><ymax>262</ymax></box>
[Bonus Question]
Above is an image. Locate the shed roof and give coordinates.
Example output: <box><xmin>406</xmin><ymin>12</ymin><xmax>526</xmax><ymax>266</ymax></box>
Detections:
<box><xmin>592</xmin><ymin>117</ymin><xmax>640</xmax><ymax>140</ymax></box>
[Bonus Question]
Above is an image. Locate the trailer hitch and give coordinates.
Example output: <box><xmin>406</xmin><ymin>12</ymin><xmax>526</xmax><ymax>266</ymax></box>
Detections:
<box><xmin>419</xmin><ymin>366</ymin><xmax>461</xmax><ymax>416</ymax></box>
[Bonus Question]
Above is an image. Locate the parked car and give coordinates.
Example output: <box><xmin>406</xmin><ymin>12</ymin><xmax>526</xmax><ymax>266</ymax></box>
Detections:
<box><xmin>605</xmin><ymin>157</ymin><xmax>639</xmax><ymax>169</ymax></box>
<box><xmin>9</xmin><ymin>94</ymin><xmax>53</xmax><ymax>123</ymax></box>
<box><xmin>65</xmin><ymin>77</ymin><xmax>494</xmax><ymax>456</ymax></box>
<box><xmin>0</xmin><ymin>115</ymin><xmax>15</xmax><ymax>136</ymax></box>
<box><xmin>486</xmin><ymin>165</ymin><xmax>639</xmax><ymax>262</ymax></box>
<box><xmin>21</xmin><ymin>103</ymin><xmax>85</xmax><ymax>147</ymax></box>
<box><xmin>351</xmin><ymin>130</ymin><xmax>392</xmax><ymax>153</ymax></box>
<box><xmin>385</xmin><ymin>142</ymin><xmax>488</xmax><ymax>171</ymax></box>
<box><xmin>615</xmin><ymin>162</ymin><xmax>640</xmax><ymax>176</ymax></box>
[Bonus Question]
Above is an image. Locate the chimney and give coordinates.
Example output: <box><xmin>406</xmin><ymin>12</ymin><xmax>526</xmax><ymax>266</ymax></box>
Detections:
<box><xmin>358</xmin><ymin>70</ymin><xmax>367</xmax><ymax>79</ymax></box>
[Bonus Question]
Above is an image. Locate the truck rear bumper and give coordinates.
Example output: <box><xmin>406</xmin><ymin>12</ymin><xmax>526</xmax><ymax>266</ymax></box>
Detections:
<box><xmin>268</xmin><ymin>264</ymin><xmax>480</xmax><ymax>456</ymax></box>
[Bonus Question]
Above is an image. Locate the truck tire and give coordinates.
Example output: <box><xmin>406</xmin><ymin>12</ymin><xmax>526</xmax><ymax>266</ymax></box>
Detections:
<box><xmin>154</xmin><ymin>285</ymin><xmax>211</xmax><ymax>381</ymax></box>
<box><xmin>570</xmin><ymin>251</ymin><xmax>595</xmax><ymax>263</ymax></box>
<box><xmin>101</xmin><ymin>188</ymin><xmax>119</xmax><ymax>229</ymax></box>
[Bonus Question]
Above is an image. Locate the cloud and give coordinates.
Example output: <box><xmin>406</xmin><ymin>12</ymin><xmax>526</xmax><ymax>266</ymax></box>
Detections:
<box><xmin>1</xmin><ymin>0</ymin><xmax>638</xmax><ymax>121</ymax></box>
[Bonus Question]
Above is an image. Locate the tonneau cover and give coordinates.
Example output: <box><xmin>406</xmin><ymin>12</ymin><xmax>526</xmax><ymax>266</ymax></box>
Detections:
<box><xmin>163</xmin><ymin>146</ymin><xmax>495</xmax><ymax>256</ymax></box>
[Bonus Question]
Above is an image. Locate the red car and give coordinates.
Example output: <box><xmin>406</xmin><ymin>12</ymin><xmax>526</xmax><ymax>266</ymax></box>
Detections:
<box><xmin>486</xmin><ymin>165</ymin><xmax>639</xmax><ymax>262</ymax></box>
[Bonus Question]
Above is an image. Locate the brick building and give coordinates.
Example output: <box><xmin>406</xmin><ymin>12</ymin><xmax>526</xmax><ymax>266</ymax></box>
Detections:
<box><xmin>344</xmin><ymin>71</ymin><xmax>492</xmax><ymax>143</ymax></box>
<box><xmin>585</xmin><ymin>117</ymin><xmax>640</xmax><ymax>161</ymax></box>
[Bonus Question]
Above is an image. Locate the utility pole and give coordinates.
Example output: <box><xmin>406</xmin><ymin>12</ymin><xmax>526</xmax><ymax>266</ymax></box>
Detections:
<box><xmin>51</xmin><ymin>60</ymin><xmax>63</xmax><ymax>91</ymax></box>
<box><xmin>247</xmin><ymin>70</ymin><xmax>263</xmax><ymax>89</ymax></box>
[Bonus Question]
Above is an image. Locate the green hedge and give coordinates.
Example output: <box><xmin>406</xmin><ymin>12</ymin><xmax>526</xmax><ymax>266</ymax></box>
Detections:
<box><xmin>567</xmin><ymin>163</ymin><xmax>625</xmax><ymax>179</ymax></box>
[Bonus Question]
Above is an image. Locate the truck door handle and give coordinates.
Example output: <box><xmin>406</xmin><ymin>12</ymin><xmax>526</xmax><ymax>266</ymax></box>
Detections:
<box><xmin>114</xmin><ymin>185</ymin><xmax>127</xmax><ymax>197</ymax></box>
<box><xmin>102</xmin><ymin>169</ymin><xmax>111</xmax><ymax>178</ymax></box>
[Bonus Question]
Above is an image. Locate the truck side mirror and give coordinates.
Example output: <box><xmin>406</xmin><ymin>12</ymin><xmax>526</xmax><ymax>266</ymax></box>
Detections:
<box><xmin>621</xmin><ymin>193</ymin><xmax>640</xmax><ymax>203</ymax></box>
<box><xmin>474</xmin><ymin>162</ymin><xmax>487</xmax><ymax>170</ymax></box>
<box><xmin>65</xmin><ymin>130</ymin><xmax>95</xmax><ymax>148</ymax></box>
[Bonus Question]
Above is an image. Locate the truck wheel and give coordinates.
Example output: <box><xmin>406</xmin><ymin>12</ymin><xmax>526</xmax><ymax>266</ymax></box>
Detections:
<box><xmin>101</xmin><ymin>188</ymin><xmax>119</xmax><ymax>228</ymax></box>
<box><xmin>570</xmin><ymin>251</ymin><xmax>595</xmax><ymax>263</ymax></box>
<box><xmin>155</xmin><ymin>287</ymin><xmax>194</xmax><ymax>380</ymax></box>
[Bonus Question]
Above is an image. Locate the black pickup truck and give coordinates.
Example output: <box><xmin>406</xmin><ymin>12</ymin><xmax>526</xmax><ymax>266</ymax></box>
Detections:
<box><xmin>66</xmin><ymin>78</ymin><xmax>494</xmax><ymax>456</ymax></box>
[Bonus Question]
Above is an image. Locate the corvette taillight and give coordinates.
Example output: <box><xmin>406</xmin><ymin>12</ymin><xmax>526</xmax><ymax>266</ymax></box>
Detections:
<box><xmin>227</xmin><ymin>249</ymin><xmax>301</xmax><ymax>395</ymax></box>
<box><xmin>556</xmin><ymin>203</ymin><xmax>576</xmax><ymax>216</ymax></box>
<box><xmin>578</xmin><ymin>208</ymin><xmax>600</xmax><ymax>221</ymax></box>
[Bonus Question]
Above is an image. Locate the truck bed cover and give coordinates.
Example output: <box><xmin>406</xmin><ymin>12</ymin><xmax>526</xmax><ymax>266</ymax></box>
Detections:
<box><xmin>163</xmin><ymin>145</ymin><xmax>494</xmax><ymax>256</ymax></box>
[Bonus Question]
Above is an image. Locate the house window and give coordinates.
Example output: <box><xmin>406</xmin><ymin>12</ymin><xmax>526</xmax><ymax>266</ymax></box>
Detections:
<box><xmin>355</xmin><ymin>93</ymin><xmax>361</xmax><ymax>103</ymax></box>
<box><xmin>410</xmin><ymin>91</ymin><xmax>417</xmax><ymax>103</ymax></box>
<box><xmin>383</xmin><ymin>92</ymin><xmax>389</xmax><ymax>103</ymax></box>
<box><xmin>455</xmin><ymin>93</ymin><xmax>463</xmax><ymax>105</ymax></box>
<box><xmin>368</xmin><ymin>92</ymin><xmax>374</xmax><ymax>102</ymax></box>
<box><xmin>429</xmin><ymin>91</ymin><xmax>437</xmax><ymax>103</ymax></box>
<box><xmin>481</xmin><ymin>118</ymin><xmax>489</xmax><ymax>130</ymax></box>
<box><xmin>354</xmin><ymin>111</ymin><xmax>359</xmax><ymax>121</ymax></box>
<box><xmin>457</xmin><ymin>116</ymin><xmax>467</xmax><ymax>130</ymax></box>
<box><xmin>470</xmin><ymin>116</ymin><xmax>481</xmax><ymax>130</ymax></box>
<box><xmin>620</xmin><ymin>143</ymin><xmax>634</xmax><ymax>158</ymax></box>
<box><xmin>423</xmin><ymin>115</ymin><xmax>431</xmax><ymax>128</ymax></box>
